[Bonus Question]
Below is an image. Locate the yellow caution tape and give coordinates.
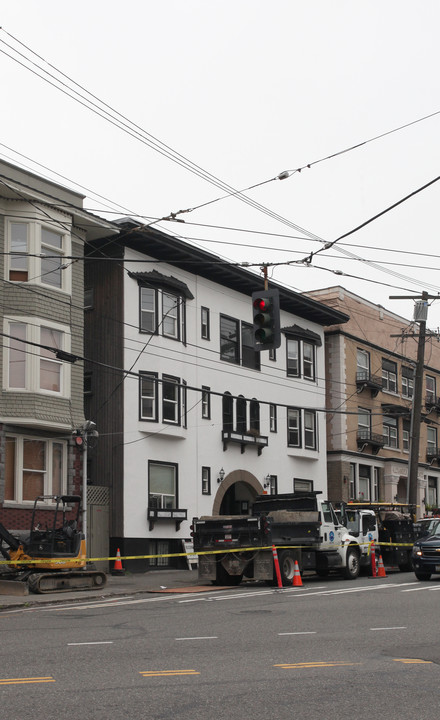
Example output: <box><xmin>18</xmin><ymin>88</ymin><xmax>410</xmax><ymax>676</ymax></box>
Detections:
<box><xmin>0</xmin><ymin>540</ymin><xmax>415</xmax><ymax>566</ymax></box>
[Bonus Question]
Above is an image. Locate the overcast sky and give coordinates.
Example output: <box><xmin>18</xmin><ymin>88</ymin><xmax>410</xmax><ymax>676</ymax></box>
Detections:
<box><xmin>2</xmin><ymin>1</ymin><xmax>440</xmax><ymax>330</ymax></box>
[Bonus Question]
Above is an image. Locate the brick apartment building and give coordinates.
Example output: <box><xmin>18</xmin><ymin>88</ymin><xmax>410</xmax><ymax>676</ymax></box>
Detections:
<box><xmin>307</xmin><ymin>286</ymin><xmax>440</xmax><ymax>516</ymax></box>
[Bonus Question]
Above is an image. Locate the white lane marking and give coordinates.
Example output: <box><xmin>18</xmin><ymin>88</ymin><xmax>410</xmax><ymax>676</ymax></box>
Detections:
<box><xmin>1</xmin><ymin>580</ymin><xmax>422</xmax><ymax>615</ymax></box>
<box><xmin>175</xmin><ymin>636</ymin><xmax>218</xmax><ymax>641</ymax></box>
<box><xmin>67</xmin><ymin>641</ymin><xmax>114</xmax><ymax>646</ymax></box>
<box><xmin>278</xmin><ymin>631</ymin><xmax>317</xmax><ymax>636</ymax></box>
<box><xmin>402</xmin><ymin>585</ymin><xmax>439</xmax><ymax>592</ymax></box>
<box><xmin>370</xmin><ymin>626</ymin><xmax>407</xmax><ymax>631</ymax></box>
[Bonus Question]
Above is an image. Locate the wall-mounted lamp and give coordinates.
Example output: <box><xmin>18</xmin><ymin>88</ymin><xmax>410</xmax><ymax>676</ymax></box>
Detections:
<box><xmin>217</xmin><ymin>467</ymin><xmax>225</xmax><ymax>484</ymax></box>
<box><xmin>263</xmin><ymin>474</ymin><xmax>271</xmax><ymax>489</ymax></box>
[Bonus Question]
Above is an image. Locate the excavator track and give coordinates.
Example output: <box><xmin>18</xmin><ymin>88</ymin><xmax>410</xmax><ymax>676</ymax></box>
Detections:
<box><xmin>27</xmin><ymin>571</ymin><xmax>107</xmax><ymax>594</ymax></box>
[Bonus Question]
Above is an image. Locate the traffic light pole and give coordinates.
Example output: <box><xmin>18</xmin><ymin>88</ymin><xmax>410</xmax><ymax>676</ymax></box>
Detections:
<box><xmin>408</xmin><ymin>310</ymin><xmax>427</xmax><ymax>505</ymax></box>
<box><xmin>390</xmin><ymin>292</ymin><xmax>430</xmax><ymax>507</ymax></box>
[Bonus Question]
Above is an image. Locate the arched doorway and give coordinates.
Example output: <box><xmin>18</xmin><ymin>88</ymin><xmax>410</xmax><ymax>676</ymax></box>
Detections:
<box><xmin>213</xmin><ymin>469</ymin><xmax>263</xmax><ymax>515</ymax></box>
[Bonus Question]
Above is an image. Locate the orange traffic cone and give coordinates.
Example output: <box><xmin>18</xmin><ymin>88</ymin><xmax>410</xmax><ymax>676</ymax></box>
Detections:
<box><xmin>377</xmin><ymin>555</ymin><xmax>387</xmax><ymax>578</ymax></box>
<box><xmin>111</xmin><ymin>548</ymin><xmax>125</xmax><ymax>576</ymax></box>
<box><xmin>272</xmin><ymin>545</ymin><xmax>283</xmax><ymax>588</ymax></box>
<box><xmin>293</xmin><ymin>560</ymin><xmax>303</xmax><ymax>587</ymax></box>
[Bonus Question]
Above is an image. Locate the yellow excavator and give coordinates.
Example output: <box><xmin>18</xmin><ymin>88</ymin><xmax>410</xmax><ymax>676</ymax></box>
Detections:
<box><xmin>0</xmin><ymin>495</ymin><xmax>106</xmax><ymax>594</ymax></box>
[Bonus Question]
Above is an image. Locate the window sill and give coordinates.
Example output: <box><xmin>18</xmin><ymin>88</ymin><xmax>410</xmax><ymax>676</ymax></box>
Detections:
<box><xmin>147</xmin><ymin>507</ymin><xmax>187</xmax><ymax>531</ymax></box>
<box><xmin>139</xmin><ymin>422</ymin><xmax>186</xmax><ymax>438</ymax></box>
<box><xmin>286</xmin><ymin>447</ymin><xmax>319</xmax><ymax>458</ymax></box>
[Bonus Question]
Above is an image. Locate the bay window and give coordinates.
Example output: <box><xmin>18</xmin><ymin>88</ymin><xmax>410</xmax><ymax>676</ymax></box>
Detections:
<box><xmin>7</xmin><ymin>219</ymin><xmax>70</xmax><ymax>291</ymax></box>
<box><xmin>5</xmin><ymin>318</ymin><xmax>69</xmax><ymax>396</ymax></box>
<box><xmin>5</xmin><ymin>435</ymin><xmax>66</xmax><ymax>504</ymax></box>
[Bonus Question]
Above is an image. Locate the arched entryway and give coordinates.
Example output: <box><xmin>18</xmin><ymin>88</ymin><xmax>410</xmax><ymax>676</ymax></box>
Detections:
<box><xmin>212</xmin><ymin>469</ymin><xmax>264</xmax><ymax>515</ymax></box>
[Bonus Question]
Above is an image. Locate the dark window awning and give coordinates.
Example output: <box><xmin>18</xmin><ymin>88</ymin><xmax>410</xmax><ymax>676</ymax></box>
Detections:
<box><xmin>129</xmin><ymin>270</ymin><xmax>194</xmax><ymax>299</ymax></box>
<box><xmin>281</xmin><ymin>324</ymin><xmax>322</xmax><ymax>346</ymax></box>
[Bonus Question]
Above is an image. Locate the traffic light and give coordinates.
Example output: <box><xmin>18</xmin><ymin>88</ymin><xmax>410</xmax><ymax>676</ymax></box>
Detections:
<box><xmin>251</xmin><ymin>289</ymin><xmax>281</xmax><ymax>351</ymax></box>
<box><xmin>72</xmin><ymin>429</ymin><xmax>84</xmax><ymax>450</ymax></box>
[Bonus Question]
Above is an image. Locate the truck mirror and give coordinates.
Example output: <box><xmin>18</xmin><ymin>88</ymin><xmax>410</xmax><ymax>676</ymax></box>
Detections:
<box><xmin>339</xmin><ymin>502</ymin><xmax>347</xmax><ymax>527</ymax></box>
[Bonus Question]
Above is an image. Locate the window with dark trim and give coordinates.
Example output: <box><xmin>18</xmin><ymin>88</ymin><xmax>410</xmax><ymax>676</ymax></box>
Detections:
<box><xmin>201</xmin><ymin>386</ymin><xmax>211</xmax><ymax>419</ymax></box>
<box><xmin>148</xmin><ymin>460</ymin><xmax>177</xmax><ymax>509</ymax></box>
<box><xmin>202</xmin><ymin>466</ymin><xmax>211</xmax><ymax>495</ymax></box>
<box><xmin>401</xmin><ymin>366</ymin><xmax>414</xmax><ymax>399</ymax></box>
<box><xmin>270</xmin><ymin>404</ymin><xmax>277</xmax><ymax>432</ymax></box>
<box><xmin>383</xmin><ymin>415</ymin><xmax>398</xmax><ymax>447</ymax></box>
<box><xmin>294</xmin><ymin>478</ymin><xmax>313</xmax><ymax>492</ymax></box>
<box><xmin>201</xmin><ymin>307</ymin><xmax>210</xmax><ymax>340</ymax></box>
<box><xmin>403</xmin><ymin>419</ymin><xmax>410</xmax><ymax>451</ymax></box>
<box><xmin>219</xmin><ymin>315</ymin><xmax>260</xmax><ymax>370</ymax></box>
<box><xmin>427</xmin><ymin>426</ymin><xmax>437</xmax><ymax>453</ymax></box>
<box><xmin>287</xmin><ymin>407</ymin><xmax>301</xmax><ymax>447</ymax></box>
<box><xmin>287</xmin><ymin>408</ymin><xmax>317</xmax><ymax>449</ymax></box>
<box><xmin>236</xmin><ymin>395</ymin><xmax>247</xmax><ymax>433</ymax></box>
<box><xmin>358</xmin><ymin>407</ymin><xmax>371</xmax><ymax>437</ymax></box>
<box><xmin>356</xmin><ymin>348</ymin><xmax>370</xmax><ymax>380</ymax></box>
<box><xmin>220</xmin><ymin>315</ymin><xmax>240</xmax><ymax>364</ymax></box>
<box><xmin>140</xmin><ymin>286</ymin><xmax>185</xmax><ymax>341</ymax></box>
<box><xmin>182</xmin><ymin>380</ymin><xmax>187</xmax><ymax>428</ymax></box>
<box><xmin>162</xmin><ymin>375</ymin><xmax>180</xmax><ymax>425</ymax></box>
<box><xmin>222</xmin><ymin>392</ymin><xmax>233</xmax><ymax>431</ymax></box>
<box><xmin>426</xmin><ymin>375</ymin><xmax>436</xmax><ymax>405</ymax></box>
<box><xmin>140</xmin><ymin>372</ymin><xmax>158</xmax><ymax>421</ymax></box>
<box><xmin>268</xmin><ymin>474</ymin><xmax>278</xmax><ymax>494</ymax></box>
<box><xmin>250</xmin><ymin>399</ymin><xmax>260</xmax><ymax>433</ymax></box>
<box><xmin>382</xmin><ymin>358</ymin><xmax>397</xmax><ymax>393</ymax></box>
<box><xmin>304</xmin><ymin>410</ymin><xmax>317</xmax><ymax>449</ymax></box>
<box><xmin>286</xmin><ymin>338</ymin><xmax>315</xmax><ymax>380</ymax></box>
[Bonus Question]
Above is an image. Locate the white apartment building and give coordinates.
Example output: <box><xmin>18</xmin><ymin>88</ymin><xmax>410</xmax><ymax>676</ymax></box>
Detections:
<box><xmin>85</xmin><ymin>220</ymin><xmax>348</xmax><ymax>570</ymax></box>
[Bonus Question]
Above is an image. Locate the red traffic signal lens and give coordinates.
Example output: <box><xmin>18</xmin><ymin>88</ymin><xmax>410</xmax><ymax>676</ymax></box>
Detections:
<box><xmin>253</xmin><ymin>297</ymin><xmax>269</xmax><ymax>312</ymax></box>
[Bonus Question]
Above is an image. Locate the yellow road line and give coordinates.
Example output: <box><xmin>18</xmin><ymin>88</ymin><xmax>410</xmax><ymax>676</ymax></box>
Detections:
<box><xmin>275</xmin><ymin>662</ymin><xmax>361</xmax><ymax>669</ymax></box>
<box><xmin>0</xmin><ymin>676</ymin><xmax>55</xmax><ymax>685</ymax></box>
<box><xmin>140</xmin><ymin>669</ymin><xmax>200</xmax><ymax>677</ymax></box>
<box><xmin>393</xmin><ymin>658</ymin><xmax>432</xmax><ymax>664</ymax></box>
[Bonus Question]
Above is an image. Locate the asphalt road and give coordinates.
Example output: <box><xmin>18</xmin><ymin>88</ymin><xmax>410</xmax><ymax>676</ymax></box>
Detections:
<box><xmin>0</xmin><ymin>571</ymin><xmax>439</xmax><ymax>720</ymax></box>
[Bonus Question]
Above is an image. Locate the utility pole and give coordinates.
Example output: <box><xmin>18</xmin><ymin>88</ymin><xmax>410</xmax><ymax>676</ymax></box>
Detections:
<box><xmin>390</xmin><ymin>291</ymin><xmax>433</xmax><ymax>506</ymax></box>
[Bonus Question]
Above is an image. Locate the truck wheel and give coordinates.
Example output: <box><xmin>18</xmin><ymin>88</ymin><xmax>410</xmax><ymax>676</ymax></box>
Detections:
<box><xmin>414</xmin><ymin>571</ymin><xmax>431</xmax><ymax>581</ymax></box>
<box><xmin>343</xmin><ymin>547</ymin><xmax>360</xmax><ymax>580</ymax></box>
<box><xmin>278</xmin><ymin>550</ymin><xmax>298</xmax><ymax>586</ymax></box>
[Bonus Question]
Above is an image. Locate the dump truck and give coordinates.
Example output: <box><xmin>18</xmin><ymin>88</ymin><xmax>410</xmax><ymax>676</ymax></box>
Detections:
<box><xmin>191</xmin><ymin>491</ymin><xmax>362</xmax><ymax>586</ymax></box>
<box><xmin>339</xmin><ymin>501</ymin><xmax>416</xmax><ymax>572</ymax></box>
<box><xmin>0</xmin><ymin>494</ymin><xmax>106</xmax><ymax>595</ymax></box>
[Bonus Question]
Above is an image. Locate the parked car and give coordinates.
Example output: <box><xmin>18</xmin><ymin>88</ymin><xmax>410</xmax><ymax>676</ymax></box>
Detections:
<box><xmin>413</xmin><ymin>517</ymin><xmax>440</xmax><ymax>539</ymax></box>
<box><xmin>412</xmin><ymin>524</ymin><xmax>440</xmax><ymax>580</ymax></box>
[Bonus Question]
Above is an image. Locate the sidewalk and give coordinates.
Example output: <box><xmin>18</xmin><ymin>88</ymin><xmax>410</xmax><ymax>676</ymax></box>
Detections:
<box><xmin>0</xmin><ymin>568</ymin><xmax>202</xmax><ymax>610</ymax></box>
